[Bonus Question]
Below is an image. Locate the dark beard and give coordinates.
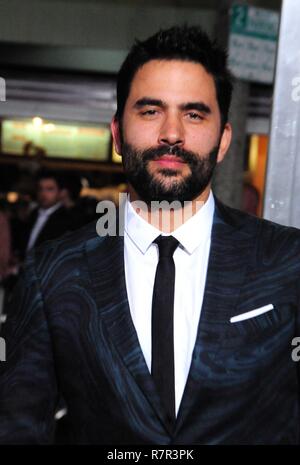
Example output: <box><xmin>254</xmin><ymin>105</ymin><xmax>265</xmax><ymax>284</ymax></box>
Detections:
<box><xmin>121</xmin><ymin>142</ymin><xmax>220</xmax><ymax>204</ymax></box>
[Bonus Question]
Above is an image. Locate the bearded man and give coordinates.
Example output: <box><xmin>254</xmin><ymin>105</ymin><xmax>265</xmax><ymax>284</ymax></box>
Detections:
<box><xmin>1</xmin><ymin>25</ymin><xmax>300</xmax><ymax>445</ymax></box>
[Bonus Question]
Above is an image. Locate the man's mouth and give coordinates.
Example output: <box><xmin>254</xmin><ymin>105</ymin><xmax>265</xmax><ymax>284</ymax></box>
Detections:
<box><xmin>152</xmin><ymin>155</ymin><xmax>186</xmax><ymax>169</ymax></box>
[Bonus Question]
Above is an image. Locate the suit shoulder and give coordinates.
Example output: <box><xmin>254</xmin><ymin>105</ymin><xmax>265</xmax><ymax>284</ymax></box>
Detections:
<box><xmin>251</xmin><ymin>212</ymin><xmax>300</xmax><ymax>247</ymax></box>
<box><xmin>28</xmin><ymin>220</ymin><xmax>100</xmax><ymax>280</ymax></box>
<box><xmin>257</xmin><ymin>216</ymin><xmax>300</xmax><ymax>266</ymax></box>
<box><xmin>221</xmin><ymin>201</ymin><xmax>300</xmax><ymax>240</ymax></box>
<box><xmin>223</xmin><ymin>203</ymin><xmax>300</xmax><ymax>263</ymax></box>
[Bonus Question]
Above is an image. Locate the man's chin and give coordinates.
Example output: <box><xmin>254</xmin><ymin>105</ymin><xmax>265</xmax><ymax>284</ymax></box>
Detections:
<box><xmin>147</xmin><ymin>172</ymin><xmax>188</xmax><ymax>192</ymax></box>
<box><xmin>149</xmin><ymin>166</ymin><xmax>187</xmax><ymax>177</ymax></box>
<box><xmin>137</xmin><ymin>185</ymin><xmax>188</xmax><ymax>203</ymax></box>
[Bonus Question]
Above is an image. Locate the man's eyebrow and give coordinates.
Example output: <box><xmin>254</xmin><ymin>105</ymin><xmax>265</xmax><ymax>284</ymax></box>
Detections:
<box><xmin>179</xmin><ymin>102</ymin><xmax>211</xmax><ymax>114</ymax></box>
<box><xmin>133</xmin><ymin>98</ymin><xmax>212</xmax><ymax>114</ymax></box>
<box><xmin>133</xmin><ymin>98</ymin><xmax>165</xmax><ymax>108</ymax></box>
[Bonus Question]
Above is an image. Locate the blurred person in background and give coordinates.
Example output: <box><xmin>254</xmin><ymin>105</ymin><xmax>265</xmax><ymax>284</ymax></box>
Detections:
<box><xmin>59</xmin><ymin>173</ymin><xmax>82</xmax><ymax>211</ymax></box>
<box><xmin>0</xmin><ymin>205</ymin><xmax>11</xmax><ymax>281</ymax></box>
<box><xmin>75</xmin><ymin>196</ymin><xmax>99</xmax><ymax>225</ymax></box>
<box><xmin>10</xmin><ymin>197</ymin><xmax>34</xmax><ymax>263</ymax></box>
<box><xmin>60</xmin><ymin>173</ymin><xmax>104</xmax><ymax>230</ymax></box>
<box><xmin>20</xmin><ymin>169</ymin><xmax>71</xmax><ymax>257</ymax></box>
<box><xmin>59</xmin><ymin>173</ymin><xmax>85</xmax><ymax>231</ymax></box>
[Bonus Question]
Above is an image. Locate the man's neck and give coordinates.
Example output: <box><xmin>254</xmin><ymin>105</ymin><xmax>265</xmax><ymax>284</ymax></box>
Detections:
<box><xmin>128</xmin><ymin>185</ymin><xmax>210</xmax><ymax>233</ymax></box>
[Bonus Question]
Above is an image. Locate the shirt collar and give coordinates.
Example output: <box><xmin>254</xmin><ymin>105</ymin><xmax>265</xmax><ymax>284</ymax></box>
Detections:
<box><xmin>124</xmin><ymin>191</ymin><xmax>215</xmax><ymax>255</ymax></box>
<box><xmin>38</xmin><ymin>202</ymin><xmax>62</xmax><ymax>217</ymax></box>
<box><xmin>125</xmin><ymin>197</ymin><xmax>161</xmax><ymax>254</ymax></box>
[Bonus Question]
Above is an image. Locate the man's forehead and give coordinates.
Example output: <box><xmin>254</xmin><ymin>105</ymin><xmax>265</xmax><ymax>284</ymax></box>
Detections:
<box><xmin>128</xmin><ymin>59</ymin><xmax>217</xmax><ymax>106</ymax></box>
<box><xmin>39</xmin><ymin>178</ymin><xmax>57</xmax><ymax>186</ymax></box>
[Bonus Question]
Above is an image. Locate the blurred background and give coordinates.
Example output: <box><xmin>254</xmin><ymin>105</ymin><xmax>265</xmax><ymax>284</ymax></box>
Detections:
<box><xmin>0</xmin><ymin>0</ymin><xmax>285</xmax><ymax>301</ymax></box>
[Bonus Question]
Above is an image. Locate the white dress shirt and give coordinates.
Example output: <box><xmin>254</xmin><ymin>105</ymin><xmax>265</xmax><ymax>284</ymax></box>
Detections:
<box><xmin>27</xmin><ymin>202</ymin><xmax>62</xmax><ymax>251</ymax></box>
<box><xmin>124</xmin><ymin>191</ymin><xmax>215</xmax><ymax>415</ymax></box>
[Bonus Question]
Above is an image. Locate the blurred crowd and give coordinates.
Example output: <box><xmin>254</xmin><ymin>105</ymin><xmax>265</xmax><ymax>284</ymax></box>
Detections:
<box><xmin>0</xmin><ymin>167</ymin><xmax>259</xmax><ymax>303</ymax></box>
<box><xmin>0</xmin><ymin>169</ymin><xmax>120</xmax><ymax>291</ymax></box>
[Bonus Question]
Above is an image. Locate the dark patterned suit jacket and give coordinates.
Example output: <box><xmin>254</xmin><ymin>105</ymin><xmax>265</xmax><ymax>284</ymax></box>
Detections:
<box><xmin>0</xmin><ymin>198</ymin><xmax>300</xmax><ymax>444</ymax></box>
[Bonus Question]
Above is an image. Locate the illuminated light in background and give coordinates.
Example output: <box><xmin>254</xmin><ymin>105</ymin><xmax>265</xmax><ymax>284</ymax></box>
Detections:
<box><xmin>7</xmin><ymin>192</ymin><xmax>19</xmax><ymax>203</ymax></box>
<box><xmin>43</xmin><ymin>123</ymin><xmax>55</xmax><ymax>132</ymax></box>
<box><xmin>249</xmin><ymin>134</ymin><xmax>259</xmax><ymax>173</ymax></box>
<box><xmin>32</xmin><ymin>116</ymin><xmax>43</xmax><ymax>128</ymax></box>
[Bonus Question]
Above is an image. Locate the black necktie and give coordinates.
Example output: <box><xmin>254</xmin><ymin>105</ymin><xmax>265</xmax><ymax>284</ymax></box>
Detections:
<box><xmin>151</xmin><ymin>234</ymin><xmax>179</xmax><ymax>425</ymax></box>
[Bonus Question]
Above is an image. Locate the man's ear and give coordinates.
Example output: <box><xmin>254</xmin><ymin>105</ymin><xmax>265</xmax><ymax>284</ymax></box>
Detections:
<box><xmin>217</xmin><ymin>122</ymin><xmax>232</xmax><ymax>164</ymax></box>
<box><xmin>111</xmin><ymin>117</ymin><xmax>122</xmax><ymax>155</ymax></box>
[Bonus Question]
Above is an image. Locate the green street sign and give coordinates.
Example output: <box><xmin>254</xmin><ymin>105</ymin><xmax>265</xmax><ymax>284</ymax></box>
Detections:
<box><xmin>229</xmin><ymin>4</ymin><xmax>279</xmax><ymax>83</ymax></box>
<box><xmin>231</xmin><ymin>4</ymin><xmax>279</xmax><ymax>41</ymax></box>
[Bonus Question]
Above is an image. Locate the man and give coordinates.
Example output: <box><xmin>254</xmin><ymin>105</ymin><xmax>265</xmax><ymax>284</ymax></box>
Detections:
<box><xmin>21</xmin><ymin>170</ymin><xmax>71</xmax><ymax>256</ymax></box>
<box><xmin>59</xmin><ymin>173</ymin><xmax>85</xmax><ymax>231</ymax></box>
<box><xmin>0</xmin><ymin>25</ymin><xmax>300</xmax><ymax>445</ymax></box>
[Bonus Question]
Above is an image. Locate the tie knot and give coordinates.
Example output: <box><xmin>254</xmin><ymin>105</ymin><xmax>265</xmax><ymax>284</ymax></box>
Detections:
<box><xmin>154</xmin><ymin>235</ymin><xmax>179</xmax><ymax>258</ymax></box>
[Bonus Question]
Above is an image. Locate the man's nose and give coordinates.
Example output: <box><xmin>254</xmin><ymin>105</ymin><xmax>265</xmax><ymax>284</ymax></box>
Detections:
<box><xmin>158</xmin><ymin>113</ymin><xmax>184</xmax><ymax>147</ymax></box>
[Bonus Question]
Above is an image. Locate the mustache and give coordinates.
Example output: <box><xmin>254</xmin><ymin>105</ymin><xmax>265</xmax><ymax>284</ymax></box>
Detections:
<box><xmin>135</xmin><ymin>145</ymin><xmax>200</xmax><ymax>165</ymax></box>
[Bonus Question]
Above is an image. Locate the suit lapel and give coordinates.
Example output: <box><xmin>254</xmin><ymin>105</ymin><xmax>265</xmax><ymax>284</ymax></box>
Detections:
<box><xmin>85</xmin><ymin>225</ymin><xmax>173</xmax><ymax>435</ymax></box>
<box><xmin>85</xmin><ymin>200</ymin><xmax>257</xmax><ymax>437</ymax></box>
<box><xmin>174</xmin><ymin>198</ymin><xmax>256</xmax><ymax>432</ymax></box>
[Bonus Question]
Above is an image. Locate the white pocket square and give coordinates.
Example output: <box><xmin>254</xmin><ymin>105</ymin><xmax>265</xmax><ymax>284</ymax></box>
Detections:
<box><xmin>230</xmin><ymin>304</ymin><xmax>274</xmax><ymax>323</ymax></box>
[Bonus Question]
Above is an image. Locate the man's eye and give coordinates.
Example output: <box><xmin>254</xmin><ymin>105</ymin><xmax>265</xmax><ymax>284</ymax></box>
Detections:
<box><xmin>187</xmin><ymin>112</ymin><xmax>203</xmax><ymax>120</ymax></box>
<box><xmin>141</xmin><ymin>109</ymin><xmax>158</xmax><ymax>116</ymax></box>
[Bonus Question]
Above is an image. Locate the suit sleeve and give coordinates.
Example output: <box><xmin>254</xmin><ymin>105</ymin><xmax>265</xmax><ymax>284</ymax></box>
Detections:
<box><xmin>0</xmin><ymin>254</ymin><xmax>58</xmax><ymax>444</ymax></box>
<box><xmin>297</xmin><ymin>281</ymin><xmax>300</xmax><ymax>429</ymax></box>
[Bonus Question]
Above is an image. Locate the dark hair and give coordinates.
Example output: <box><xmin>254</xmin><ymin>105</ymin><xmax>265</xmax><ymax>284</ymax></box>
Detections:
<box><xmin>36</xmin><ymin>169</ymin><xmax>64</xmax><ymax>189</ymax></box>
<box><xmin>59</xmin><ymin>174</ymin><xmax>82</xmax><ymax>201</ymax></box>
<box><xmin>116</xmin><ymin>25</ymin><xmax>233</xmax><ymax>130</ymax></box>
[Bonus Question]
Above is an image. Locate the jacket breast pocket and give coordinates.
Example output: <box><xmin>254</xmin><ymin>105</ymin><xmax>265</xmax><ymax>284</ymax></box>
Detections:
<box><xmin>213</xmin><ymin>301</ymin><xmax>297</xmax><ymax>386</ymax></box>
<box><xmin>222</xmin><ymin>300</ymin><xmax>296</xmax><ymax>348</ymax></box>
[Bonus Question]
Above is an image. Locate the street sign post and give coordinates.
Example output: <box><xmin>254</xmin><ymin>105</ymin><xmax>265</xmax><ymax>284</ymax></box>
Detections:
<box><xmin>228</xmin><ymin>4</ymin><xmax>279</xmax><ymax>84</ymax></box>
